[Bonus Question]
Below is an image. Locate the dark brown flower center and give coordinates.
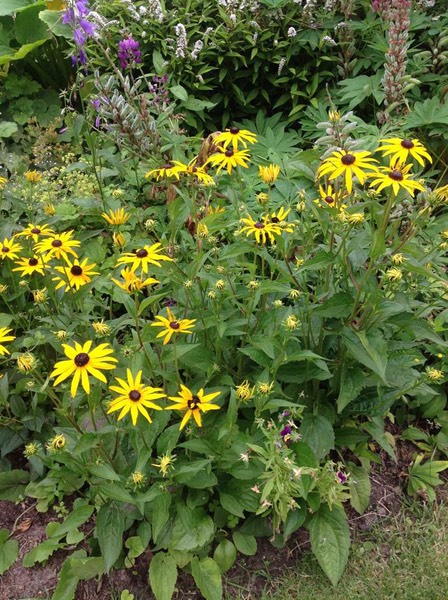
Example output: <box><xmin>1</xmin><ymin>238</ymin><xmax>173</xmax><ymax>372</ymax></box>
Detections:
<box><xmin>162</xmin><ymin>163</ymin><xmax>173</xmax><ymax>169</ymax></box>
<box><xmin>389</xmin><ymin>169</ymin><xmax>403</xmax><ymax>181</ymax></box>
<box><xmin>2</xmin><ymin>246</ymin><xmax>9</xmax><ymax>253</ymax></box>
<box><xmin>325</xmin><ymin>195</ymin><xmax>335</xmax><ymax>204</ymax></box>
<box><xmin>271</xmin><ymin>217</ymin><xmax>280</xmax><ymax>223</ymax></box>
<box><xmin>225</xmin><ymin>149</ymin><xmax>234</xmax><ymax>157</ymax></box>
<box><xmin>341</xmin><ymin>153</ymin><xmax>356</xmax><ymax>165</ymax></box>
<box><xmin>401</xmin><ymin>139</ymin><xmax>414</xmax><ymax>149</ymax></box>
<box><xmin>71</xmin><ymin>265</ymin><xmax>83</xmax><ymax>276</ymax></box>
<box><xmin>29</xmin><ymin>258</ymin><xmax>39</xmax><ymax>266</ymax></box>
<box><xmin>52</xmin><ymin>240</ymin><xmax>63</xmax><ymax>247</ymax></box>
<box><xmin>129</xmin><ymin>390</ymin><xmax>141</xmax><ymax>401</ymax></box>
<box><xmin>136</xmin><ymin>249</ymin><xmax>148</xmax><ymax>258</ymax></box>
<box><xmin>31</xmin><ymin>227</ymin><xmax>41</xmax><ymax>234</ymax></box>
<box><xmin>254</xmin><ymin>222</ymin><xmax>265</xmax><ymax>229</ymax></box>
<box><xmin>169</xmin><ymin>321</ymin><xmax>180</xmax><ymax>330</ymax></box>
<box><xmin>74</xmin><ymin>352</ymin><xmax>90</xmax><ymax>367</ymax></box>
<box><xmin>187</xmin><ymin>394</ymin><xmax>200</xmax><ymax>410</ymax></box>
<box><xmin>229</xmin><ymin>127</ymin><xmax>239</xmax><ymax>134</ymax></box>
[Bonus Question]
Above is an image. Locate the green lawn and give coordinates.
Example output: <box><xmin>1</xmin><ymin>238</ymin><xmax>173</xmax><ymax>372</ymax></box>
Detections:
<box><xmin>226</xmin><ymin>503</ymin><xmax>448</xmax><ymax>600</ymax></box>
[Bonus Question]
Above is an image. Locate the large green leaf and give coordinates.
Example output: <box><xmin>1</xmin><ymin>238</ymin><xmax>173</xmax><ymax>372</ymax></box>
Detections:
<box><xmin>170</xmin><ymin>507</ymin><xmax>215</xmax><ymax>552</ymax></box>
<box><xmin>0</xmin><ymin>470</ymin><xmax>29</xmax><ymax>500</ymax></box>
<box><xmin>308</xmin><ymin>505</ymin><xmax>350</xmax><ymax>586</ymax></box>
<box><xmin>232</xmin><ymin>531</ymin><xmax>257</xmax><ymax>555</ymax></box>
<box><xmin>343</xmin><ymin>328</ymin><xmax>388</xmax><ymax>383</ymax></box>
<box><xmin>0</xmin><ymin>529</ymin><xmax>18</xmax><ymax>575</ymax></box>
<box><xmin>191</xmin><ymin>557</ymin><xmax>223</xmax><ymax>600</ymax></box>
<box><xmin>213</xmin><ymin>539</ymin><xmax>237</xmax><ymax>573</ymax></box>
<box><xmin>300</xmin><ymin>414</ymin><xmax>334</xmax><ymax>461</ymax></box>
<box><xmin>337</xmin><ymin>366</ymin><xmax>365</xmax><ymax>413</ymax></box>
<box><xmin>14</xmin><ymin>4</ymin><xmax>49</xmax><ymax>44</ymax></box>
<box><xmin>96</xmin><ymin>503</ymin><xmax>126</xmax><ymax>572</ymax></box>
<box><xmin>0</xmin><ymin>0</ymin><xmax>35</xmax><ymax>16</ymax></box>
<box><xmin>149</xmin><ymin>552</ymin><xmax>177</xmax><ymax>600</ymax></box>
<box><xmin>347</xmin><ymin>463</ymin><xmax>371</xmax><ymax>515</ymax></box>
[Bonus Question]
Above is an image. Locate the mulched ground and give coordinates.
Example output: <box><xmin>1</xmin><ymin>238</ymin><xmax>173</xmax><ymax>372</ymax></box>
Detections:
<box><xmin>0</xmin><ymin>436</ymin><xmax>444</xmax><ymax>600</ymax></box>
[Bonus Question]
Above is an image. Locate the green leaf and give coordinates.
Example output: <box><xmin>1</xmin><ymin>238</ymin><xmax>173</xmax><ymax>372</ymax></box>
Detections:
<box><xmin>170</xmin><ymin>507</ymin><xmax>215</xmax><ymax>551</ymax></box>
<box><xmin>149</xmin><ymin>552</ymin><xmax>177</xmax><ymax>600</ymax></box>
<box><xmin>232</xmin><ymin>531</ymin><xmax>257</xmax><ymax>556</ymax></box>
<box><xmin>300</xmin><ymin>415</ymin><xmax>334</xmax><ymax>461</ymax></box>
<box><xmin>89</xmin><ymin>463</ymin><xmax>121</xmax><ymax>481</ymax></box>
<box><xmin>0</xmin><ymin>0</ymin><xmax>31</xmax><ymax>16</ymax></box>
<box><xmin>70</xmin><ymin>557</ymin><xmax>104</xmax><ymax>580</ymax></box>
<box><xmin>347</xmin><ymin>463</ymin><xmax>371</xmax><ymax>515</ymax></box>
<box><xmin>153</xmin><ymin>49</ymin><xmax>165</xmax><ymax>73</ymax></box>
<box><xmin>337</xmin><ymin>366</ymin><xmax>365</xmax><ymax>413</ymax></box>
<box><xmin>0</xmin><ymin>121</ymin><xmax>19</xmax><ymax>138</ymax></box>
<box><xmin>0</xmin><ymin>469</ymin><xmax>29</xmax><ymax>501</ymax></box>
<box><xmin>213</xmin><ymin>539</ymin><xmax>237</xmax><ymax>573</ymax></box>
<box><xmin>22</xmin><ymin>539</ymin><xmax>62</xmax><ymax>567</ymax></box>
<box><xmin>15</xmin><ymin>4</ymin><xmax>50</xmax><ymax>45</ymax></box>
<box><xmin>0</xmin><ymin>530</ymin><xmax>18</xmax><ymax>575</ymax></box>
<box><xmin>343</xmin><ymin>329</ymin><xmax>388</xmax><ymax>383</ymax></box>
<box><xmin>46</xmin><ymin>504</ymin><xmax>94</xmax><ymax>539</ymax></box>
<box><xmin>308</xmin><ymin>505</ymin><xmax>350</xmax><ymax>586</ymax></box>
<box><xmin>170</xmin><ymin>85</ymin><xmax>188</xmax><ymax>101</ymax></box>
<box><xmin>191</xmin><ymin>557</ymin><xmax>223</xmax><ymax>600</ymax></box>
<box><xmin>219</xmin><ymin>493</ymin><xmax>245</xmax><ymax>518</ymax></box>
<box><xmin>96</xmin><ymin>503</ymin><xmax>126</xmax><ymax>572</ymax></box>
<box><xmin>52</xmin><ymin>551</ymin><xmax>86</xmax><ymax>600</ymax></box>
<box><xmin>39</xmin><ymin>9</ymin><xmax>72</xmax><ymax>38</ymax></box>
<box><xmin>152</xmin><ymin>492</ymin><xmax>171</xmax><ymax>543</ymax></box>
<box><xmin>314</xmin><ymin>292</ymin><xmax>353</xmax><ymax>318</ymax></box>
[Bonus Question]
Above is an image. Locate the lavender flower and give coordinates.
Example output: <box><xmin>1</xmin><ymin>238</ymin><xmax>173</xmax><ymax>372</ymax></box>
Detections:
<box><xmin>62</xmin><ymin>0</ymin><xmax>96</xmax><ymax>66</ymax></box>
<box><xmin>118</xmin><ymin>36</ymin><xmax>142</xmax><ymax>69</ymax></box>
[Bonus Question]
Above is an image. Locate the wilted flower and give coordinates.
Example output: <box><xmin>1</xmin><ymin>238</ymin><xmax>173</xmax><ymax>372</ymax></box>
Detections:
<box><xmin>92</xmin><ymin>320</ymin><xmax>111</xmax><ymax>335</ymax></box>
<box><xmin>347</xmin><ymin>212</ymin><xmax>365</xmax><ymax>225</ymax></box>
<box><xmin>17</xmin><ymin>353</ymin><xmax>36</xmax><ymax>373</ymax></box>
<box><xmin>152</xmin><ymin>454</ymin><xmax>176</xmax><ymax>477</ymax></box>
<box><xmin>247</xmin><ymin>280</ymin><xmax>260</xmax><ymax>290</ymax></box>
<box><xmin>289</xmin><ymin>289</ymin><xmax>301</xmax><ymax>300</ymax></box>
<box><xmin>32</xmin><ymin>288</ymin><xmax>47</xmax><ymax>303</ymax></box>
<box><xmin>25</xmin><ymin>170</ymin><xmax>42</xmax><ymax>183</ymax></box>
<box><xmin>285</xmin><ymin>314</ymin><xmax>299</xmax><ymax>330</ymax></box>
<box><xmin>235</xmin><ymin>380</ymin><xmax>254</xmax><ymax>401</ymax></box>
<box><xmin>215</xmin><ymin>279</ymin><xmax>226</xmax><ymax>290</ymax></box>
<box><xmin>391</xmin><ymin>253</ymin><xmax>405</xmax><ymax>265</ymax></box>
<box><xmin>113</xmin><ymin>232</ymin><xmax>126</xmax><ymax>248</ymax></box>
<box><xmin>130</xmin><ymin>471</ymin><xmax>145</xmax><ymax>486</ymax></box>
<box><xmin>207</xmin><ymin>290</ymin><xmax>217</xmax><ymax>300</ymax></box>
<box><xmin>258</xmin><ymin>382</ymin><xmax>274</xmax><ymax>395</ymax></box>
<box><xmin>0</xmin><ymin>284</ymin><xmax>8</xmax><ymax>294</ymax></box>
<box><xmin>385</xmin><ymin>267</ymin><xmax>403</xmax><ymax>282</ymax></box>
<box><xmin>44</xmin><ymin>203</ymin><xmax>55</xmax><ymax>216</ymax></box>
<box><xmin>256</xmin><ymin>192</ymin><xmax>269</xmax><ymax>205</ymax></box>
<box><xmin>426</xmin><ymin>367</ymin><xmax>444</xmax><ymax>381</ymax></box>
<box><xmin>53</xmin><ymin>330</ymin><xmax>68</xmax><ymax>340</ymax></box>
<box><xmin>24</xmin><ymin>442</ymin><xmax>39</xmax><ymax>457</ymax></box>
<box><xmin>46</xmin><ymin>434</ymin><xmax>66</xmax><ymax>452</ymax></box>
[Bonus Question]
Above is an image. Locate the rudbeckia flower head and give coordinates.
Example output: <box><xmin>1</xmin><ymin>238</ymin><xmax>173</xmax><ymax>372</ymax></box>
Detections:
<box><xmin>213</xmin><ymin>127</ymin><xmax>257</xmax><ymax>151</ymax></box>
<box><xmin>318</xmin><ymin>150</ymin><xmax>378</xmax><ymax>194</ymax></box>
<box><xmin>151</xmin><ymin>307</ymin><xmax>196</xmax><ymax>345</ymax></box>
<box><xmin>166</xmin><ymin>384</ymin><xmax>221</xmax><ymax>430</ymax></box>
<box><xmin>377</xmin><ymin>138</ymin><xmax>432</xmax><ymax>167</ymax></box>
<box><xmin>108</xmin><ymin>369</ymin><xmax>165</xmax><ymax>425</ymax></box>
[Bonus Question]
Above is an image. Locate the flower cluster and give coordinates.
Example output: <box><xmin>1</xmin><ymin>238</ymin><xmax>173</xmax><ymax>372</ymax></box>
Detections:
<box><xmin>62</xmin><ymin>0</ymin><xmax>96</xmax><ymax>66</ymax></box>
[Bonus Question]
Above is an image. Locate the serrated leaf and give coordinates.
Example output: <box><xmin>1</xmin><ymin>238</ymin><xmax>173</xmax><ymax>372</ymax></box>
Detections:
<box><xmin>347</xmin><ymin>464</ymin><xmax>371</xmax><ymax>515</ymax></box>
<box><xmin>343</xmin><ymin>329</ymin><xmax>388</xmax><ymax>383</ymax></box>
<box><xmin>300</xmin><ymin>414</ymin><xmax>334</xmax><ymax>461</ymax></box>
<box><xmin>46</xmin><ymin>504</ymin><xmax>94</xmax><ymax>539</ymax></box>
<box><xmin>96</xmin><ymin>503</ymin><xmax>125</xmax><ymax>572</ymax></box>
<box><xmin>191</xmin><ymin>557</ymin><xmax>223</xmax><ymax>600</ymax></box>
<box><xmin>0</xmin><ymin>530</ymin><xmax>18</xmax><ymax>575</ymax></box>
<box><xmin>22</xmin><ymin>539</ymin><xmax>62</xmax><ymax>567</ymax></box>
<box><xmin>308</xmin><ymin>505</ymin><xmax>350</xmax><ymax>586</ymax></box>
<box><xmin>52</xmin><ymin>551</ymin><xmax>86</xmax><ymax>600</ymax></box>
<box><xmin>337</xmin><ymin>366</ymin><xmax>365</xmax><ymax>413</ymax></box>
<box><xmin>232</xmin><ymin>531</ymin><xmax>257</xmax><ymax>555</ymax></box>
<box><xmin>149</xmin><ymin>552</ymin><xmax>177</xmax><ymax>600</ymax></box>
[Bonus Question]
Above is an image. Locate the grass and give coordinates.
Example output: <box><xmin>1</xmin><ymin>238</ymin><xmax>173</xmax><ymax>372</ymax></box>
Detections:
<box><xmin>226</xmin><ymin>502</ymin><xmax>448</xmax><ymax>600</ymax></box>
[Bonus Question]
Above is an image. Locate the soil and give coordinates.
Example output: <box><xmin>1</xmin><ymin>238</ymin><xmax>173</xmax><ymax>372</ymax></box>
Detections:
<box><xmin>0</xmin><ymin>438</ymin><xmax>445</xmax><ymax>600</ymax></box>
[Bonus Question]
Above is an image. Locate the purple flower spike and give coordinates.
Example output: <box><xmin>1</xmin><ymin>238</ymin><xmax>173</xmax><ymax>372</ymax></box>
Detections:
<box><xmin>118</xmin><ymin>35</ymin><xmax>142</xmax><ymax>69</ymax></box>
